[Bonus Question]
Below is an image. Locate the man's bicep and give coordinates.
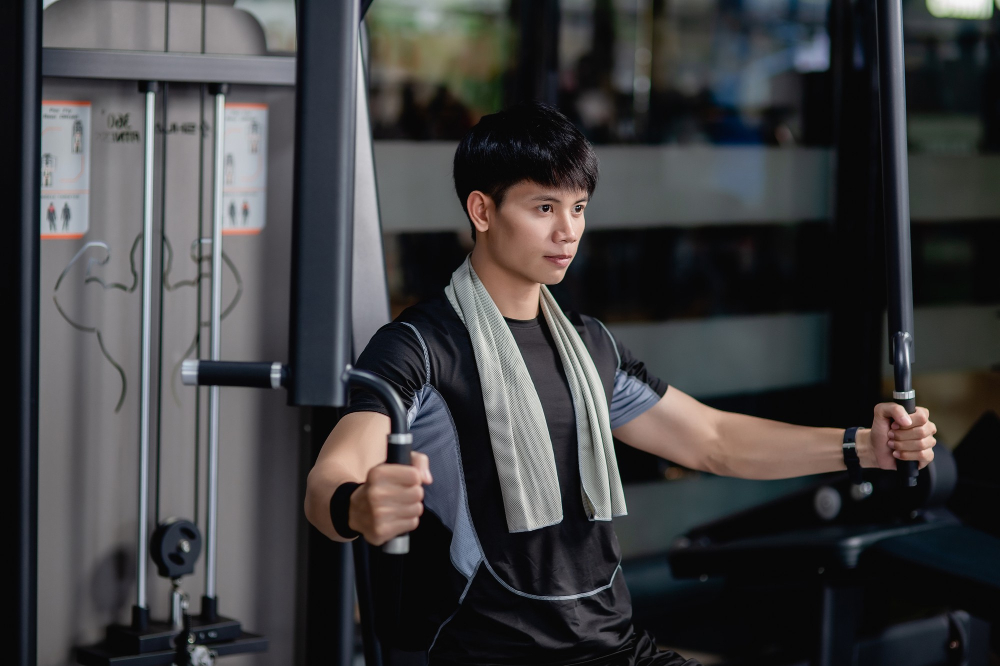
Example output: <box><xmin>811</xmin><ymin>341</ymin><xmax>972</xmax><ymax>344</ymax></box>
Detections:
<box><xmin>612</xmin><ymin>387</ymin><xmax>722</xmax><ymax>473</ymax></box>
<box><xmin>314</xmin><ymin>411</ymin><xmax>392</xmax><ymax>481</ymax></box>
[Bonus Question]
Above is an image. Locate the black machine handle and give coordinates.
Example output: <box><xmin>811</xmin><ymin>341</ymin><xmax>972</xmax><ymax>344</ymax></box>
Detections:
<box><xmin>183</xmin><ymin>360</ymin><xmax>416</xmax><ymax>551</ymax></box>
<box><xmin>181</xmin><ymin>359</ymin><xmax>288</xmax><ymax>390</ymax></box>
<box><xmin>343</xmin><ymin>368</ymin><xmax>412</xmax><ymax>642</ymax></box>
<box><xmin>344</xmin><ymin>367</ymin><xmax>413</xmax><ymax>555</ymax></box>
<box><xmin>874</xmin><ymin>0</ymin><xmax>919</xmax><ymax>489</ymax></box>
<box><xmin>892</xmin><ymin>333</ymin><xmax>919</xmax><ymax>487</ymax></box>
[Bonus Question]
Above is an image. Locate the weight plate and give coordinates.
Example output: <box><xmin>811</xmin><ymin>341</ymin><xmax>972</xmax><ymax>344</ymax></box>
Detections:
<box><xmin>151</xmin><ymin>517</ymin><xmax>202</xmax><ymax>580</ymax></box>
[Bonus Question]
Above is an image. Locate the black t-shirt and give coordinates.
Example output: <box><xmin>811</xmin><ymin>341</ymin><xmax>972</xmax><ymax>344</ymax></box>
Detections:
<box><xmin>346</xmin><ymin>292</ymin><xmax>668</xmax><ymax>665</ymax></box>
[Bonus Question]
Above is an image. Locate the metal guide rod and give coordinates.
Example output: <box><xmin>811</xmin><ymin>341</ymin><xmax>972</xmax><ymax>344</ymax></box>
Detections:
<box><xmin>874</xmin><ymin>0</ymin><xmax>919</xmax><ymax>487</ymax></box>
<box><xmin>135</xmin><ymin>81</ymin><xmax>159</xmax><ymax>623</ymax></box>
<box><xmin>205</xmin><ymin>83</ymin><xmax>229</xmax><ymax>604</ymax></box>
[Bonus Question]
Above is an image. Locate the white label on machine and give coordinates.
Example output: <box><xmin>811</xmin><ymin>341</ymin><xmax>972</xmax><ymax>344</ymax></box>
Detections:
<box><xmin>41</xmin><ymin>100</ymin><xmax>91</xmax><ymax>239</ymax></box>
<box><xmin>223</xmin><ymin>103</ymin><xmax>268</xmax><ymax>236</ymax></box>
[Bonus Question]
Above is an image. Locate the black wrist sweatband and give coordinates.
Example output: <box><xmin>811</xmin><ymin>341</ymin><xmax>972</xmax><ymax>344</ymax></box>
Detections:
<box><xmin>330</xmin><ymin>482</ymin><xmax>361</xmax><ymax>539</ymax></box>
<box><xmin>843</xmin><ymin>426</ymin><xmax>864</xmax><ymax>485</ymax></box>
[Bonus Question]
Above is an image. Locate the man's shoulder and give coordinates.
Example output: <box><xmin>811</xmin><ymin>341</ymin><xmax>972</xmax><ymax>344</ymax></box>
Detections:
<box><xmin>565</xmin><ymin>309</ymin><xmax>614</xmax><ymax>344</ymax></box>
<box><xmin>395</xmin><ymin>291</ymin><xmax>456</xmax><ymax>326</ymax></box>
<box><xmin>365</xmin><ymin>292</ymin><xmax>465</xmax><ymax>359</ymax></box>
<box><xmin>562</xmin><ymin>309</ymin><xmax>620</xmax><ymax>370</ymax></box>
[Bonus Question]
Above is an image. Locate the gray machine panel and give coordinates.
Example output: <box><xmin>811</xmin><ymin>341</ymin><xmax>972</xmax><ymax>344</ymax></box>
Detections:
<box><xmin>38</xmin><ymin>80</ymin><xmax>300</xmax><ymax>666</ymax></box>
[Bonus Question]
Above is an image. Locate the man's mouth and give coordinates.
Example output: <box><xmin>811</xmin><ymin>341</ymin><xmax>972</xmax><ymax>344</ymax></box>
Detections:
<box><xmin>544</xmin><ymin>254</ymin><xmax>573</xmax><ymax>267</ymax></box>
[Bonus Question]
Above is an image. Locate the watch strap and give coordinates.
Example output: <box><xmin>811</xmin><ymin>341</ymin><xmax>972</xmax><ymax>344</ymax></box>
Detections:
<box><xmin>330</xmin><ymin>481</ymin><xmax>362</xmax><ymax>539</ymax></box>
<box><xmin>843</xmin><ymin>426</ymin><xmax>864</xmax><ymax>485</ymax></box>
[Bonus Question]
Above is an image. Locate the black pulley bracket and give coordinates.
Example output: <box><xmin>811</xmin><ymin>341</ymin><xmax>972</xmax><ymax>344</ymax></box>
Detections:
<box><xmin>151</xmin><ymin>518</ymin><xmax>203</xmax><ymax>580</ymax></box>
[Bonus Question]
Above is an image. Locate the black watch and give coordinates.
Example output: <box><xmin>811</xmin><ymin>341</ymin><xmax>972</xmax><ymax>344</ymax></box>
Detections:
<box><xmin>843</xmin><ymin>426</ymin><xmax>864</xmax><ymax>485</ymax></box>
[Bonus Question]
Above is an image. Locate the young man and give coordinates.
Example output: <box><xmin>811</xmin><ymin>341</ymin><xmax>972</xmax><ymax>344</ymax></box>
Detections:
<box><xmin>305</xmin><ymin>102</ymin><xmax>938</xmax><ymax>665</ymax></box>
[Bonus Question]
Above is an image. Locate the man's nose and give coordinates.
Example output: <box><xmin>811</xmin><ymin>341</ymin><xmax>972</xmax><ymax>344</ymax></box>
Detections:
<box><xmin>554</xmin><ymin>212</ymin><xmax>578</xmax><ymax>243</ymax></box>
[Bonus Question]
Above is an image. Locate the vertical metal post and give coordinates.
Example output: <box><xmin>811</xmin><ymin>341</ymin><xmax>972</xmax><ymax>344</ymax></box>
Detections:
<box><xmin>134</xmin><ymin>81</ymin><xmax>159</xmax><ymax>630</ymax></box>
<box><xmin>828</xmin><ymin>0</ymin><xmax>886</xmax><ymax>427</ymax></box>
<box><xmin>288</xmin><ymin>0</ymin><xmax>359</xmax><ymax>407</ymax></box>
<box><xmin>204</xmin><ymin>83</ymin><xmax>229</xmax><ymax>615</ymax></box>
<box><xmin>6</xmin><ymin>0</ymin><xmax>42</xmax><ymax>662</ymax></box>
<box><xmin>874</xmin><ymin>0</ymin><xmax>919</xmax><ymax>487</ymax></box>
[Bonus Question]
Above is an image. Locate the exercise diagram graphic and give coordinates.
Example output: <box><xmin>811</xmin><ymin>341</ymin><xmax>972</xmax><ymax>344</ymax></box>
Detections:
<box><xmin>46</xmin><ymin>202</ymin><xmax>57</xmax><ymax>231</ymax></box>
<box><xmin>53</xmin><ymin>236</ymin><xmax>244</xmax><ymax>413</ymax></box>
<box><xmin>41</xmin><ymin>100</ymin><xmax>91</xmax><ymax>239</ymax></box>
<box><xmin>42</xmin><ymin>153</ymin><xmax>56</xmax><ymax>187</ymax></box>
<box><xmin>222</xmin><ymin>103</ymin><xmax>268</xmax><ymax>235</ymax></box>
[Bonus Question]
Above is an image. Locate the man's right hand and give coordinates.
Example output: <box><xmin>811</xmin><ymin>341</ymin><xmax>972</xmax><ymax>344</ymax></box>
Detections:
<box><xmin>348</xmin><ymin>451</ymin><xmax>432</xmax><ymax>546</ymax></box>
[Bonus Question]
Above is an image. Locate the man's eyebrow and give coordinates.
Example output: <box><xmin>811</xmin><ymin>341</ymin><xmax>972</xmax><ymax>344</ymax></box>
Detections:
<box><xmin>527</xmin><ymin>194</ymin><xmax>590</xmax><ymax>203</ymax></box>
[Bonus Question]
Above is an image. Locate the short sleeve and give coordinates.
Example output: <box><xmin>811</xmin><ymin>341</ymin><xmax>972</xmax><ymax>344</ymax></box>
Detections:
<box><xmin>607</xmin><ymin>329</ymin><xmax>669</xmax><ymax>429</ymax></box>
<box><xmin>343</xmin><ymin>322</ymin><xmax>428</xmax><ymax>417</ymax></box>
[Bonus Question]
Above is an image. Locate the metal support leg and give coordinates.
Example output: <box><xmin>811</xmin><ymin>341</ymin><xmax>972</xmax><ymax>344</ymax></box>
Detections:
<box><xmin>133</xmin><ymin>81</ymin><xmax>159</xmax><ymax>631</ymax></box>
<box><xmin>203</xmin><ymin>82</ymin><xmax>229</xmax><ymax>619</ymax></box>
<box><xmin>816</xmin><ymin>583</ymin><xmax>863</xmax><ymax>666</ymax></box>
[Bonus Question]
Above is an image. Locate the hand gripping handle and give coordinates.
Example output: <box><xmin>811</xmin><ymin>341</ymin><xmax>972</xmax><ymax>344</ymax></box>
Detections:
<box><xmin>383</xmin><ymin>432</ymin><xmax>414</xmax><ymax>555</ymax></box>
<box><xmin>343</xmin><ymin>367</ymin><xmax>415</xmax><ymax>554</ymax></box>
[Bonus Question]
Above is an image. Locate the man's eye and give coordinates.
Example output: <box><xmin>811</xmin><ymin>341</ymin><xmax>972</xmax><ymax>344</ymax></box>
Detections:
<box><xmin>540</xmin><ymin>204</ymin><xmax>552</xmax><ymax>213</ymax></box>
<box><xmin>575</xmin><ymin>205</ymin><xmax>584</xmax><ymax>213</ymax></box>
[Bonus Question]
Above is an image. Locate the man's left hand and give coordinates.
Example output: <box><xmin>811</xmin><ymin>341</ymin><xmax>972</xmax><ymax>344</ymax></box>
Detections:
<box><xmin>863</xmin><ymin>403</ymin><xmax>938</xmax><ymax>470</ymax></box>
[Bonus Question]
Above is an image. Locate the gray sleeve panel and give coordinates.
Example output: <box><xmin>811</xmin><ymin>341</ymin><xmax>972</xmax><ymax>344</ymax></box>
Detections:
<box><xmin>399</xmin><ymin>321</ymin><xmax>431</xmax><ymax>383</ymax></box>
<box><xmin>609</xmin><ymin>369</ymin><xmax>662</xmax><ymax>430</ymax></box>
<box><xmin>409</xmin><ymin>385</ymin><xmax>484</xmax><ymax>581</ymax></box>
<box><xmin>593</xmin><ymin>317</ymin><xmax>622</xmax><ymax>368</ymax></box>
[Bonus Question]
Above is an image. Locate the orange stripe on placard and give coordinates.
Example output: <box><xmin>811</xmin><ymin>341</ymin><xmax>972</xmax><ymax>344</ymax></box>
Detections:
<box><xmin>42</xmin><ymin>100</ymin><xmax>92</xmax><ymax>107</ymax></box>
<box><xmin>226</xmin><ymin>103</ymin><xmax>268</xmax><ymax>109</ymax></box>
<box><xmin>41</xmin><ymin>233</ymin><xmax>86</xmax><ymax>240</ymax></box>
<box><xmin>222</xmin><ymin>228</ymin><xmax>263</xmax><ymax>236</ymax></box>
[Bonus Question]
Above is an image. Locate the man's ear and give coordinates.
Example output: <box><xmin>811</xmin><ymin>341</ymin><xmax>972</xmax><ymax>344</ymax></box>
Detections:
<box><xmin>466</xmin><ymin>191</ymin><xmax>493</xmax><ymax>235</ymax></box>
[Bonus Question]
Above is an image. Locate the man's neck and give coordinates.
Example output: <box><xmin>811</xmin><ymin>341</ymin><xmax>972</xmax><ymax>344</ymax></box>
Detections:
<box><xmin>470</xmin><ymin>247</ymin><xmax>541</xmax><ymax>320</ymax></box>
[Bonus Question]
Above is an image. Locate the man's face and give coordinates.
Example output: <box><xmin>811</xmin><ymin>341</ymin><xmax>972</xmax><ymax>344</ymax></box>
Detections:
<box><xmin>482</xmin><ymin>180</ymin><xmax>588</xmax><ymax>286</ymax></box>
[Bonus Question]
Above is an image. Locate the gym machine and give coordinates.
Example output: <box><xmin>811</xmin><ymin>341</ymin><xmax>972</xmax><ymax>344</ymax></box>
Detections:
<box><xmin>71</xmin><ymin>78</ymin><xmax>267</xmax><ymax>665</ymax></box>
<box><xmin>665</xmin><ymin>0</ymin><xmax>1000</xmax><ymax>663</ymax></box>
<box><xmin>668</xmin><ymin>443</ymin><xmax>1000</xmax><ymax>665</ymax></box>
<box><xmin>11</xmin><ymin>0</ymin><xmax>400</xmax><ymax>664</ymax></box>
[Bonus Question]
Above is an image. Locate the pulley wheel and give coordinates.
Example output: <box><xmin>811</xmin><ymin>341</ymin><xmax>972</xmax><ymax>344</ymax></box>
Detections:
<box><xmin>151</xmin><ymin>518</ymin><xmax>202</xmax><ymax>580</ymax></box>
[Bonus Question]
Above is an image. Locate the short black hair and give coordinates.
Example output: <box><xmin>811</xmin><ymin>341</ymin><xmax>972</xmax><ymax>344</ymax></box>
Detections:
<box><xmin>453</xmin><ymin>101</ymin><xmax>599</xmax><ymax>240</ymax></box>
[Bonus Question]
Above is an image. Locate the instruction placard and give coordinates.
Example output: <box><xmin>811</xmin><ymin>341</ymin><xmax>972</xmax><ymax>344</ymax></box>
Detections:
<box><xmin>223</xmin><ymin>103</ymin><xmax>268</xmax><ymax>236</ymax></box>
<box><xmin>41</xmin><ymin>100</ymin><xmax>91</xmax><ymax>239</ymax></box>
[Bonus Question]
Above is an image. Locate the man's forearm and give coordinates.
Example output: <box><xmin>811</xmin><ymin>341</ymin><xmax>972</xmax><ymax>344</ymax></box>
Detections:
<box><xmin>305</xmin><ymin>463</ymin><xmax>360</xmax><ymax>542</ymax></box>
<box><xmin>711</xmin><ymin>411</ymin><xmax>875</xmax><ymax>480</ymax></box>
